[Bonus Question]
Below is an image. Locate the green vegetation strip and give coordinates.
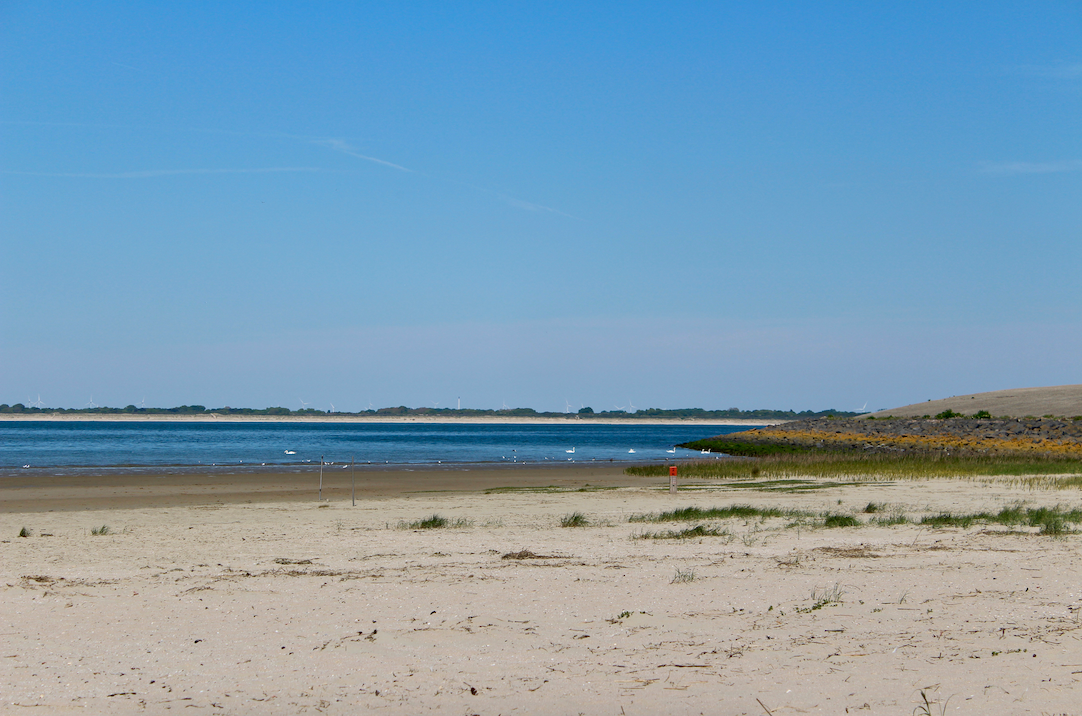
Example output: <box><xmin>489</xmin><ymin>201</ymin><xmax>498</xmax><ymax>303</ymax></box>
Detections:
<box><xmin>629</xmin><ymin>505</ymin><xmax>790</xmax><ymax>522</ymax></box>
<box><xmin>627</xmin><ymin>453</ymin><xmax>1082</xmax><ymax>482</ymax></box>
<box><xmin>919</xmin><ymin>505</ymin><xmax>1082</xmax><ymax>534</ymax></box>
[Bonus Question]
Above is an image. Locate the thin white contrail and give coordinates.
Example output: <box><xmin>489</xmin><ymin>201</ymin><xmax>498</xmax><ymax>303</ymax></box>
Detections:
<box><xmin>313</xmin><ymin>139</ymin><xmax>414</xmax><ymax>172</ymax></box>
<box><xmin>3</xmin><ymin>122</ymin><xmax>575</xmax><ymax>216</ymax></box>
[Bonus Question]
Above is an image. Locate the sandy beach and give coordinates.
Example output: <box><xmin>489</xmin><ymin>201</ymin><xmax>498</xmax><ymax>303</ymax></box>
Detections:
<box><xmin>4</xmin><ymin>467</ymin><xmax>1082</xmax><ymax>714</ymax></box>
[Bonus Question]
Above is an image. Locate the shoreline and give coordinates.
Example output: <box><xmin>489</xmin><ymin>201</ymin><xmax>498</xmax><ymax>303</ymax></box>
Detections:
<box><xmin>0</xmin><ymin>462</ymin><xmax>656</xmax><ymax>512</ymax></box>
<box><xmin>0</xmin><ymin>413</ymin><xmax>784</xmax><ymax>426</ymax></box>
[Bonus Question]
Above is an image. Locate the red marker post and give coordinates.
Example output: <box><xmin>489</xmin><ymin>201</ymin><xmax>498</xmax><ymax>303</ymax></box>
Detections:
<box><xmin>669</xmin><ymin>465</ymin><xmax>678</xmax><ymax>494</ymax></box>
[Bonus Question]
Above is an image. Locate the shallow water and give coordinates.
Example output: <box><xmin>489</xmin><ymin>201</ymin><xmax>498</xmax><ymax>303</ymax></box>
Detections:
<box><xmin>0</xmin><ymin>421</ymin><xmax>756</xmax><ymax>474</ymax></box>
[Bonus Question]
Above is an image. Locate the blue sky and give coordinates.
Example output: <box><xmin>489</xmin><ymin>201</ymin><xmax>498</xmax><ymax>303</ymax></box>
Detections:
<box><xmin>2</xmin><ymin>2</ymin><xmax>1080</xmax><ymax>412</ymax></box>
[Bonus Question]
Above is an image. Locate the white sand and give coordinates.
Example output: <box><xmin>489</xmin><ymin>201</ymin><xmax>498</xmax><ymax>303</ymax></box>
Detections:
<box><xmin>4</xmin><ymin>479</ymin><xmax>1082</xmax><ymax>714</ymax></box>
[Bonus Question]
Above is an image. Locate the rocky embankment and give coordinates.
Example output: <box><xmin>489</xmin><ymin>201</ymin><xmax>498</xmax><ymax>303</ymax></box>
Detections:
<box><xmin>691</xmin><ymin>417</ymin><xmax>1082</xmax><ymax>457</ymax></box>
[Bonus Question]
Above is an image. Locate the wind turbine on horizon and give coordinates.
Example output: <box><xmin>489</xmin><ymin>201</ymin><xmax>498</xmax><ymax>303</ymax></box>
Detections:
<box><xmin>30</xmin><ymin>394</ymin><xmax>44</xmax><ymax>409</ymax></box>
<box><xmin>299</xmin><ymin>398</ymin><xmax>310</xmax><ymax>411</ymax></box>
<box><xmin>564</xmin><ymin>398</ymin><xmax>574</xmax><ymax>414</ymax></box>
<box><xmin>86</xmin><ymin>396</ymin><xmax>97</xmax><ymax>409</ymax></box>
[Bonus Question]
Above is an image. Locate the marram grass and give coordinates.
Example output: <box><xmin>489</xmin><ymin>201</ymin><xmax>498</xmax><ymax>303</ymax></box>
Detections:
<box><xmin>627</xmin><ymin>452</ymin><xmax>1082</xmax><ymax>486</ymax></box>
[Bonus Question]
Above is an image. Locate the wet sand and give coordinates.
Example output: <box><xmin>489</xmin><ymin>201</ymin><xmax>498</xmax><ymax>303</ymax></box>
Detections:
<box><xmin>0</xmin><ymin>463</ymin><xmax>646</xmax><ymax>512</ymax></box>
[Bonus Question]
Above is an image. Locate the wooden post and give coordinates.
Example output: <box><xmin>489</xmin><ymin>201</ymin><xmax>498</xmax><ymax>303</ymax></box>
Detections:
<box><xmin>351</xmin><ymin>454</ymin><xmax>355</xmax><ymax>506</ymax></box>
<box><xmin>319</xmin><ymin>455</ymin><xmax>324</xmax><ymax>501</ymax></box>
<box><xmin>669</xmin><ymin>465</ymin><xmax>678</xmax><ymax>494</ymax></box>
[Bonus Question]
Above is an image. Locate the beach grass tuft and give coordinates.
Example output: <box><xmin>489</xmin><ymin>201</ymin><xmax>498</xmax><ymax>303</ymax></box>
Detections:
<box><xmin>634</xmin><ymin>524</ymin><xmax>731</xmax><ymax>540</ymax></box>
<box><xmin>670</xmin><ymin>567</ymin><xmax>696</xmax><ymax>583</ymax></box>
<box><xmin>873</xmin><ymin>510</ymin><xmax>909</xmax><ymax>526</ymax></box>
<box><xmin>18</xmin><ymin>526</ymin><xmax>31</xmax><ymax>538</ymax></box>
<box><xmin>90</xmin><ymin>525</ymin><xmax>110</xmax><ymax>536</ymax></box>
<box><xmin>822</xmin><ymin>513</ymin><xmax>861</xmax><ymax>528</ymax></box>
<box><xmin>560</xmin><ymin>512</ymin><xmax>589</xmax><ymax>528</ymax></box>
<box><xmin>797</xmin><ymin>583</ymin><xmax>845</xmax><ymax>612</ymax></box>
<box><xmin>913</xmin><ymin>689</ymin><xmax>950</xmax><ymax>716</ymax></box>
<box><xmin>405</xmin><ymin>514</ymin><xmax>448</xmax><ymax>529</ymax></box>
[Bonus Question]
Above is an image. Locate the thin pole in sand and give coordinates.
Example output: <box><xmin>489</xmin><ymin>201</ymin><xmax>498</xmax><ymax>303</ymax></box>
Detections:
<box><xmin>351</xmin><ymin>454</ymin><xmax>355</xmax><ymax>506</ymax></box>
<box><xmin>319</xmin><ymin>455</ymin><xmax>324</xmax><ymax>501</ymax></box>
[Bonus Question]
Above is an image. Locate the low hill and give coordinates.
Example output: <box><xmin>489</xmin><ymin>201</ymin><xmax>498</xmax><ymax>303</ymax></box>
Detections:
<box><xmin>866</xmin><ymin>384</ymin><xmax>1082</xmax><ymax>420</ymax></box>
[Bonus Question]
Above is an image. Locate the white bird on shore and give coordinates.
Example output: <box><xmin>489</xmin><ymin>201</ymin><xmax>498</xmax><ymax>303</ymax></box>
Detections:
<box><xmin>23</xmin><ymin>464</ymin><xmax>30</xmax><ymax>468</ymax></box>
<box><xmin>628</xmin><ymin>449</ymin><xmax>636</xmax><ymax>454</ymax></box>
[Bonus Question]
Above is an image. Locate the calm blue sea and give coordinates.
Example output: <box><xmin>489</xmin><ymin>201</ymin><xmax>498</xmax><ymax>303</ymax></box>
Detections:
<box><xmin>0</xmin><ymin>421</ymin><xmax>757</xmax><ymax>475</ymax></box>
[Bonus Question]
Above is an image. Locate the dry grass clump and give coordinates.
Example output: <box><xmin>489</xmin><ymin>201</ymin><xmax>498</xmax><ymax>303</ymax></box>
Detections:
<box><xmin>501</xmin><ymin>549</ymin><xmax>558</xmax><ymax>560</ymax></box>
<box><xmin>670</xmin><ymin>568</ymin><xmax>696</xmax><ymax>583</ymax></box>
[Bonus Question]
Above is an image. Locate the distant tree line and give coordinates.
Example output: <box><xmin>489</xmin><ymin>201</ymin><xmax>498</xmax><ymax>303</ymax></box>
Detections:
<box><xmin>0</xmin><ymin>403</ymin><xmax>859</xmax><ymax>419</ymax></box>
